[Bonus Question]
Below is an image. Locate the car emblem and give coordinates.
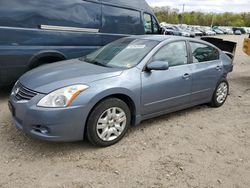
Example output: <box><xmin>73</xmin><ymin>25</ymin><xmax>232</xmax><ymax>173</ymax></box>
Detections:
<box><xmin>15</xmin><ymin>87</ymin><xmax>20</xmax><ymax>95</ymax></box>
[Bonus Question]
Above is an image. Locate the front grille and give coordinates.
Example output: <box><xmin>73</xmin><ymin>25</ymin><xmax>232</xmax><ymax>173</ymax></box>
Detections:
<box><xmin>14</xmin><ymin>83</ymin><xmax>38</xmax><ymax>101</ymax></box>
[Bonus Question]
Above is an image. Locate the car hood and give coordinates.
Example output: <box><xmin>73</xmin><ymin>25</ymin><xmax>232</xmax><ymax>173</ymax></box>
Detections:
<box><xmin>19</xmin><ymin>59</ymin><xmax>123</xmax><ymax>93</ymax></box>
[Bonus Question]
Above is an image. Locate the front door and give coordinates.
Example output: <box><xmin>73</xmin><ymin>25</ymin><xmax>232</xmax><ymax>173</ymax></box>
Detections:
<box><xmin>141</xmin><ymin>41</ymin><xmax>192</xmax><ymax>115</ymax></box>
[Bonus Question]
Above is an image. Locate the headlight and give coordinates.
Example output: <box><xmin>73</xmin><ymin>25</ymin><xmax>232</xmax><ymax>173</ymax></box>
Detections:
<box><xmin>37</xmin><ymin>84</ymin><xmax>89</xmax><ymax>108</ymax></box>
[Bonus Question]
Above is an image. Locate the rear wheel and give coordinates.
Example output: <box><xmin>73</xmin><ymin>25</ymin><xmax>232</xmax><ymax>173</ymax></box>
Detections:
<box><xmin>210</xmin><ymin>79</ymin><xmax>229</xmax><ymax>107</ymax></box>
<box><xmin>86</xmin><ymin>98</ymin><xmax>131</xmax><ymax>147</ymax></box>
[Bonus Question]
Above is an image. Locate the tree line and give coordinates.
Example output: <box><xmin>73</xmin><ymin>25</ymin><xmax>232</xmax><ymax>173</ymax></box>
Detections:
<box><xmin>153</xmin><ymin>6</ymin><xmax>250</xmax><ymax>27</ymax></box>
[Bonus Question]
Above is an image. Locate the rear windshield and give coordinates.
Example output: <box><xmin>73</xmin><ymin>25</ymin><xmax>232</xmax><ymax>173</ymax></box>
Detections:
<box><xmin>82</xmin><ymin>38</ymin><xmax>159</xmax><ymax>69</ymax></box>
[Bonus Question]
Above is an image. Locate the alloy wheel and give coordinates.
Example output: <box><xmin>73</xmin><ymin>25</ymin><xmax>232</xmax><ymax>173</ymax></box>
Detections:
<box><xmin>96</xmin><ymin>107</ymin><xmax>127</xmax><ymax>142</ymax></box>
<box><xmin>216</xmin><ymin>82</ymin><xmax>228</xmax><ymax>104</ymax></box>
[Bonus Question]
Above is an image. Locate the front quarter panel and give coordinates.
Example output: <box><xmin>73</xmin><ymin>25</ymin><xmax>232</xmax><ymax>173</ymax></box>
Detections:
<box><xmin>71</xmin><ymin>68</ymin><xmax>142</xmax><ymax>122</ymax></box>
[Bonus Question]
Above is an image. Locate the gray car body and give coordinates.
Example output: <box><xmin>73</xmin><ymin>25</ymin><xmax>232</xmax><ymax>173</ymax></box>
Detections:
<box><xmin>9</xmin><ymin>35</ymin><xmax>233</xmax><ymax>142</ymax></box>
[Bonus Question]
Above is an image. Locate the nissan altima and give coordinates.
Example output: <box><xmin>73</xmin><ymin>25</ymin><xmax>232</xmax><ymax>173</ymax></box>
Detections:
<box><xmin>9</xmin><ymin>36</ymin><xmax>233</xmax><ymax>147</ymax></box>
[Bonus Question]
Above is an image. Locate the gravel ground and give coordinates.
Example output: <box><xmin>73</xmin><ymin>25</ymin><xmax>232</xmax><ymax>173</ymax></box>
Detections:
<box><xmin>0</xmin><ymin>35</ymin><xmax>250</xmax><ymax>188</ymax></box>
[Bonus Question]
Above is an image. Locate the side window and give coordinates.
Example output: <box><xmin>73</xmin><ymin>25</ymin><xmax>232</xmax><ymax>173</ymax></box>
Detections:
<box><xmin>144</xmin><ymin>13</ymin><xmax>160</xmax><ymax>34</ymax></box>
<box><xmin>152</xmin><ymin>17</ymin><xmax>160</xmax><ymax>34</ymax></box>
<box><xmin>102</xmin><ymin>5</ymin><xmax>141</xmax><ymax>35</ymax></box>
<box><xmin>144</xmin><ymin>13</ymin><xmax>152</xmax><ymax>34</ymax></box>
<box><xmin>190</xmin><ymin>42</ymin><xmax>220</xmax><ymax>63</ymax></box>
<box><xmin>152</xmin><ymin>41</ymin><xmax>188</xmax><ymax>67</ymax></box>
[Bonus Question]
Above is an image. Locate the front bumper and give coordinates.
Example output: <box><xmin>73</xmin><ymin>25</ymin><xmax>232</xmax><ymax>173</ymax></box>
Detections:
<box><xmin>9</xmin><ymin>93</ymin><xmax>89</xmax><ymax>142</ymax></box>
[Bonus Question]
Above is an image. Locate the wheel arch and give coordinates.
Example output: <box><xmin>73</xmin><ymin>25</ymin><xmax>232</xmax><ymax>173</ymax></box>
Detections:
<box><xmin>88</xmin><ymin>93</ymin><xmax>137</xmax><ymax>125</ymax></box>
<box><xmin>28</xmin><ymin>50</ymin><xmax>67</xmax><ymax>69</ymax></box>
<box><xmin>83</xmin><ymin>92</ymin><xmax>138</xmax><ymax>139</ymax></box>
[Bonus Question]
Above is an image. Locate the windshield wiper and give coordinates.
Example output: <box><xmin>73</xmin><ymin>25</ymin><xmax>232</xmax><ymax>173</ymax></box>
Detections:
<box><xmin>83</xmin><ymin>57</ymin><xmax>114</xmax><ymax>68</ymax></box>
<box><xmin>84</xmin><ymin>58</ymin><xmax>107</xmax><ymax>67</ymax></box>
<box><xmin>91</xmin><ymin>60</ymin><xmax>108</xmax><ymax>67</ymax></box>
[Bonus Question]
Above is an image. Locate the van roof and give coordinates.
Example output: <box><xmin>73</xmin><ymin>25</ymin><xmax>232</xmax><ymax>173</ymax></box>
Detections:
<box><xmin>102</xmin><ymin>0</ymin><xmax>153</xmax><ymax>14</ymax></box>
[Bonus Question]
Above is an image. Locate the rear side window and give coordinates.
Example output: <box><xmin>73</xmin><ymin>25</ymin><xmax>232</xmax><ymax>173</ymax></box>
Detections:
<box><xmin>144</xmin><ymin>13</ymin><xmax>160</xmax><ymax>34</ymax></box>
<box><xmin>152</xmin><ymin>41</ymin><xmax>188</xmax><ymax>67</ymax></box>
<box><xmin>190</xmin><ymin>42</ymin><xmax>220</xmax><ymax>63</ymax></box>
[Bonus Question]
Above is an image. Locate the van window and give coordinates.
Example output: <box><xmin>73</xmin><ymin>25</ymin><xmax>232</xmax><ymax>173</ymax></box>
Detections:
<box><xmin>152</xmin><ymin>17</ymin><xmax>160</xmax><ymax>34</ymax></box>
<box><xmin>152</xmin><ymin>41</ymin><xmax>188</xmax><ymax>67</ymax></box>
<box><xmin>144</xmin><ymin>13</ymin><xmax>153</xmax><ymax>34</ymax></box>
<box><xmin>144</xmin><ymin>13</ymin><xmax>160</xmax><ymax>34</ymax></box>
<box><xmin>102</xmin><ymin>5</ymin><xmax>141</xmax><ymax>35</ymax></box>
<box><xmin>190</xmin><ymin>42</ymin><xmax>220</xmax><ymax>63</ymax></box>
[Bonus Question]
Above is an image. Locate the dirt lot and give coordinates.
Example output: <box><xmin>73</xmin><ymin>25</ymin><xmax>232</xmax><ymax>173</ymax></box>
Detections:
<box><xmin>0</xmin><ymin>35</ymin><xmax>250</xmax><ymax>188</ymax></box>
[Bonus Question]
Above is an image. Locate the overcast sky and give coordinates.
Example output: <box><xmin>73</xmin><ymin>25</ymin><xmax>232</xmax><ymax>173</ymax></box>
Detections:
<box><xmin>146</xmin><ymin>0</ymin><xmax>250</xmax><ymax>13</ymax></box>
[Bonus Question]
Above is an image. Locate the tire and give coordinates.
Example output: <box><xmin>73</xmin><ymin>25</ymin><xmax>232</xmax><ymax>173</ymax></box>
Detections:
<box><xmin>210</xmin><ymin>79</ymin><xmax>229</xmax><ymax>107</ymax></box>
<box><xmin>86</xmin><ymin>98</ymin><xmax>131</xmax><ymax>147</ymax></box>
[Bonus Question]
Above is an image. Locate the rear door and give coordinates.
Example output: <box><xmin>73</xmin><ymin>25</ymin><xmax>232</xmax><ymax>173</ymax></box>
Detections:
<box><xmin>188</xmin><ymin>41</ymin><xmax>222</xmax><ymax>102</ymax></box>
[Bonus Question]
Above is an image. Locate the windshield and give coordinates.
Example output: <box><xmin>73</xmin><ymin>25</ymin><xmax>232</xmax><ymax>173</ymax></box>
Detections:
<box><xmin>82</xmin><ymin>38</ymin><xmax>159</xmax><ymax>69</ymax></box>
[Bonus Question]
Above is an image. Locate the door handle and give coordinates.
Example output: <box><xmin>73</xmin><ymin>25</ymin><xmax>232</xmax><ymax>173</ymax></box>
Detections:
<box><xmin>182</xmin><ymin>73</ymin><xmax>191</xmax><ymax>80</ymax></box>
<box><xmin>216</xmin><ymin>66</ymin><xmax>222</xmax><ymax>71</ymax></box>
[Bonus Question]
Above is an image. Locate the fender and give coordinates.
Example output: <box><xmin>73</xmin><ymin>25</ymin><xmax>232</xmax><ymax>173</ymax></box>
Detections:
<box><xmin>86</xmin><ymin>87</ymin><xmax>140</xmax><ymax>124</ymax></box>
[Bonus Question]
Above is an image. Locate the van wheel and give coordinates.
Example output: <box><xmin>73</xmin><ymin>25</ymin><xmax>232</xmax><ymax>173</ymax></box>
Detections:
<box><xmin>210</xmin><ymin>79</ymin><xmax>229</xmax><ymax>107</ymax></box>
<box><xmin>86</xmin><ymin>98</ymin><xmax>131</xmax><ymax>147</ymax></box>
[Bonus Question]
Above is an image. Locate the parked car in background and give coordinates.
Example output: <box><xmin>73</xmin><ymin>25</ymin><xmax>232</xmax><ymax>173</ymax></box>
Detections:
<box><xmin>191</xmin><ymin>28</ymin><xmax>204</xmax><ymax>36</ymax></box>
<box><xmin>213</xmin><ymin>28</ymin><xmax>224</xmax><ymax>35</ymax></box>
<box><xmin>162</xmin><ymin>26</ymin><xmax>181</xmax><ymax>36</ymax></box>
<box><xmin>173</xmin><ymin>26</ymin><xmax>193</xmax><ymax>37</ymax></box>
<box><xmin>217</xmin><ymin>27</ymin><xmax>233</xmax><ymax>35</ymax></box>
<box><xmin>0</xmin><ymin>0</ymin><xmax>161</xmax><ymax>86</ymax></box>
<box><xmin>9</xmin><ymin>35</ymin><xmax>234</xmax><ymax>146</ymax></box>
<box><xmin>233</xmin><ymin>27</ymin><xmax>246</xmax><ymax>34</ymax></box>
<box><xmin>200</xmin><ymin>27</ymin><xmax>216</xmax><ymax>36</ymax></box>
<box><xmin>182</xmin><ymin>26</ymin><xmax>203</xmax><ymax>37</ymax></box>
<box><xmin>243</xmin><ymin>27</ymin><xmax>250</xmax><ymax>34</ymax></box>
<box><xmin>235</xmin><ymin>30</ymin><xmax>242</xmax><ymax>35</ymax></box>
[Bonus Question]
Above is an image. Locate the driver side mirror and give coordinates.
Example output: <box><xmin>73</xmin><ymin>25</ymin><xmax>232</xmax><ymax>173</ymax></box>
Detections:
<box><xmin>146</xmin><ymin>61</ymin><xmax>169</xmax><ymax>71</ymax></box>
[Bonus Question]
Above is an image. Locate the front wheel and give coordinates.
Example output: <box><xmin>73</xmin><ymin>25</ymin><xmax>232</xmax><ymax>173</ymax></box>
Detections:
<box><xmin>86</xmin><ymin>98</ymin><xmax>131</xmax><ymax>147</ymax></box>
<box><xmin>210</xmin><ymin>79</ymin><xmax>229</xmax><ymax>107</ymax></box>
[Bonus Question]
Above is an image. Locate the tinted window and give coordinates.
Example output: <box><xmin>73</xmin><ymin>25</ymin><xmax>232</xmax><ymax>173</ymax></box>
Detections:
<box><xmin>152</xmin><ymin>41</ymin><xmax>188</xmax><ymax>67</ymax></box>
<box><xmin>102</xmin><ymin>5</ymin><xmax>141</xmax><ymax>35</ymax></box>
<box><xmin>144</xmin><ymin>13</ymin><xmax>160</xmax><ymax>34</ymax></box>
<box><xmin>83</xmin><ymin>38</ymin><xmax>158</xmax><ymax>69</ymax></box>
<box><xmin>144</xmin><ymin>13</ymin><xmax>152</xmax><ymax>34</ymax></box>
<box><xmin>152</xmin><ymin>17</ymin><xmax>160</xmax><ymax>34</ymax></box>
<box><xmin>190</xmin><ymin>42</ymin><xmax>220</xmax><ymax>63</ymax></box>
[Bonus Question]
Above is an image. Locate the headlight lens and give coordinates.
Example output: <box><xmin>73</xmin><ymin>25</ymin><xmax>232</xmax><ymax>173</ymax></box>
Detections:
<box><xmin>37</xmin><ymin>84</ymin><xmax>89</xmax><ymax>108</ymax></box>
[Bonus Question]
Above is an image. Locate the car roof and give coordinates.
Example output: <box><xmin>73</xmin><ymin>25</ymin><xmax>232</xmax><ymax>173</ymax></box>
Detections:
<box><xmin>128</xmin><ymin>35</ymin><xmax>221</xmax><ymax>51</ymax></box>
<box><xmin>129</xmin><ymin>35</ymin><xmax>202</xmax><ymax>43</ymax></box>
